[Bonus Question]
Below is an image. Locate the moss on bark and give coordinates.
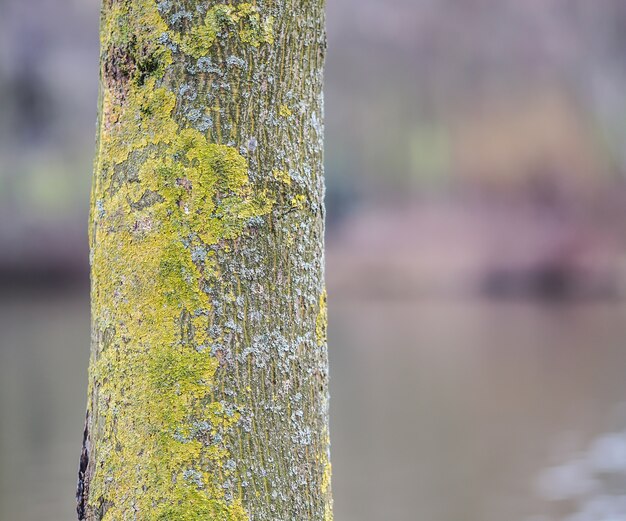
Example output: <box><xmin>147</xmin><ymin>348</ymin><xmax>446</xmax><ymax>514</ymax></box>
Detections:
<box><xmin>80</xmin><ymin>1</ymin><xmax>329</xmax><ymax>520</ymax></box>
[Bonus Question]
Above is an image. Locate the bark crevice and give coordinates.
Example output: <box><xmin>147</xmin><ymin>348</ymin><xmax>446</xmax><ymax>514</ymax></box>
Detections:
<box><xmin>76</xmin><ymin>411</ymin><xmax>90</xmax><ymax>521</ymax></box>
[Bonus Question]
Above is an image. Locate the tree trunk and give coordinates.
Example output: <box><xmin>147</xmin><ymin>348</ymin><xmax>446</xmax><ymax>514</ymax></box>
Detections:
<box><xmin>77</xmin><ymin>2</ymin><xmax>330</xmax><ymax>520</ymax></box>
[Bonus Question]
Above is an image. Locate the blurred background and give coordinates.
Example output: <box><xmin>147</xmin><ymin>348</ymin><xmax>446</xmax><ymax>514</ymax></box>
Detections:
<box><xmin>3</xmin><ymin>1</ymin><xmax>626</xmax><ymax>520</ymax></box>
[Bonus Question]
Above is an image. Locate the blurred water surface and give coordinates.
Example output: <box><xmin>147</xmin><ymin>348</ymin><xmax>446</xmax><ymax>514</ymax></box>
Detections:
<box><xmin>331</xmin><ymin>296</ymin><xmax>626</xmax><ymax>521</ymax></box>
<box><xmin>3</xmin><ymin>291</ymin><xmax>626</xmax><ymax>521</ymax></box>
<box><xmin>0</xmin><ymin>293</ymin><xmax>89</xmax><ymax>521</ymax></box>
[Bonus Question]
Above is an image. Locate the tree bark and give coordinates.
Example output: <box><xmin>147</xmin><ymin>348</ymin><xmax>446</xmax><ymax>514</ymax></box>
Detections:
<box><xmin>78</xmin><ymin>2</ymin><xmax>330</xmax><ymax>520</ymax></box>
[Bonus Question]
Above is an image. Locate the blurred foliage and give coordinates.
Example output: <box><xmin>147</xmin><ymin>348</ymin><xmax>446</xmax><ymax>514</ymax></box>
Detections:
<box><xmin>3</xmin><ymin>0</ymin><xmax>626</xmax><ymax>285</ymax></box>
<box><xmin>326</xmin><ymin>0</ymin><xmax>626</xmax><ymax>194</ymax></box>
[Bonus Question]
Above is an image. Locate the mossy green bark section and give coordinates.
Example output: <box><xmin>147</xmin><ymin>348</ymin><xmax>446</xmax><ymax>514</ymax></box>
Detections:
<box><xmin>79</xmin><ymin>1</ymin><xmax>329</xmax><ymax>520</ymax></box>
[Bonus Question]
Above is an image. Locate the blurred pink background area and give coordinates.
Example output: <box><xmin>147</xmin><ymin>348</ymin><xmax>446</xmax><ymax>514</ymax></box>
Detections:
<box><xmin>4</xmin><ymin>1</ymin><xmax>626</xmax><ymax>521</ymax></box>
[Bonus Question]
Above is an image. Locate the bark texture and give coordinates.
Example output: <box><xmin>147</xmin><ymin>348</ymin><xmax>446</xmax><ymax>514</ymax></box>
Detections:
<box><xmin>78</xmin><ymin>1</ymin><xmax>330</xmax><ymax>520</ymax></box>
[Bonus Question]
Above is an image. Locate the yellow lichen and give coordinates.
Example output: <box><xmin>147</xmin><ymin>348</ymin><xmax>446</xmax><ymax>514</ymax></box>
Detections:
<box><xmin>316</xmin><ymin>289</ymin><xmax>327</xmax><ymax>347</ymax></box>
<box><xmin>102</xmin><ymin>77</ymin><xmax>178</xmax><ymax>166</ymax></box>
<box><xmin>262</xmin><ymin>16</ymin><xmax>275</xmax><ymax>45</ymax></box>
<box><xmin>290</xmin><ymin>193</ymin><xmax>307</xmax><ymax>210</ymax></box>
<box><xmin>180</xmin><ymin>3</ymin><xmax>274</xmax><ymax>57</ymax></box>
<box><xmin>100</xmin><ymin>1</ymin><xmax>173</xmax><ymax>87</ymax></box>
<box><xmin>89</xmin><ymin>2</ymin><xmax>277</xmax><ymax>520</ymax></box>
<box><xmin>320</xmin><ymin>429</ymin><xmax>333</xmax><ymax>521</ymax></box>
<box><xmin>279</xmin><ymin>104</ymin><xmax>293</xmax><ymax>118</ymax></box>
<box><xmin>272</xmin><ymin>168</ymin><xmax>291</xmax><ymax>185</ymax></box>
<box><xmin>180</xmin><ymin>7</ymin><xmax>222</xmax><ymax>58</ymax></box>
<box><xmin>234</xmin><ymin>4</ymin><xmax>275</xmax><ymax>47</ymax></box>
